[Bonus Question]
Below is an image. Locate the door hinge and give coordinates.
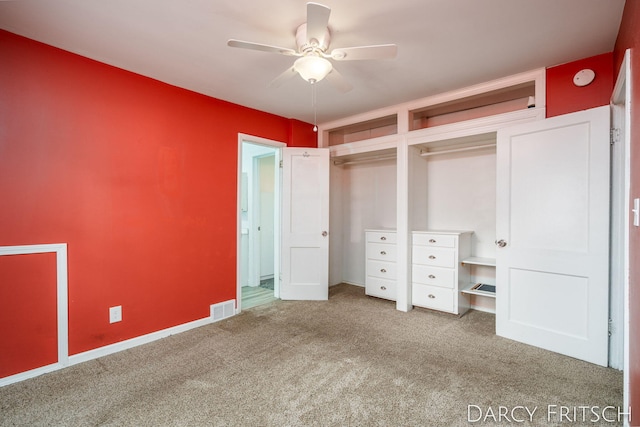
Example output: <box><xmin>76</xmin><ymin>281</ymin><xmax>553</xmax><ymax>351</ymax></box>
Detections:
<box><xmin>279</xmin><ymin>159</ymin><xmax>283</xmax><ymax>168</ymax></box>
<box><xmin>608</xmin><ymin>318</ymin><xmax>614</xmax><ymax>337</ymax></box>
<box><xmin>610</xmin><ymin>128</ymin><xmax>620</xmax><ymax>145</ymax></box>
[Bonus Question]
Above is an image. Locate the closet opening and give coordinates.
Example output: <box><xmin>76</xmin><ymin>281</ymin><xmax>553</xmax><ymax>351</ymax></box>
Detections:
<box><xmin>329</xmin><ymin>147</ymin><xmax>398</xmax><ymax>299</ymax></box>
<box><xmin>409</xmin><ymin>134</ymin><xmax>497</xmax><ymax>314</ymax></box>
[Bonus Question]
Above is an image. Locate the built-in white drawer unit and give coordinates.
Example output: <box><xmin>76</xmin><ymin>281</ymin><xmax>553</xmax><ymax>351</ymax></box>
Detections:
<box><xmin>365</xmin><ymin>229</ymin><xmax>397</xmax><ymax>301</ymax></box>
<box><xmin>412</xmin><ymin>283</ymin><xmax>454</xmax><ymax>313</ymax></box>
<box><xmin>411</xmin><ymin>230</ymin><xmax>471</xmax><ymax>315</ymax></box>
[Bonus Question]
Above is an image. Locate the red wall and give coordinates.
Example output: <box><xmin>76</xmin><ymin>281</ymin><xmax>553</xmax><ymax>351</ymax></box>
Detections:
<box><xmin>614</xmin><ymin>0</ymin><xmax>640</xmax><ymax>421</ymax></box>
<box><xmin>546</xmin><ymin>52</ymin><xmax>614</xmax><ymax>118</ymax></box>
<box><xmin>0</xmin><ymin>253</ymin><xmax>58</xmax><ymax>377</ymax></box>
<box><xmin>0</xmin><ymin>29</ymin><xmax>315</xmax><ymax>374</ymax></box>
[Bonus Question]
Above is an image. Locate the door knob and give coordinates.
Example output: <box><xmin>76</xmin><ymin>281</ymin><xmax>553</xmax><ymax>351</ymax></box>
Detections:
<box><xmin>495</xmin><ymin>239</ymin><xmax>507</xmax><ymax>248</ymax></box>
<box><xmin>322</xmin><ymin>231</ymin><xmax>328</xmax><ymax>237</ymax></box>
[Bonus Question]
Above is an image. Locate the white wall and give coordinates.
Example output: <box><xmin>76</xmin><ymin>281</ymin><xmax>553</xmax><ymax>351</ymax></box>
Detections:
<box><xmin>258</xmin><ymin>155</ymin><xmax>275</xmax><ymax>278</ymax></box>
<box><xmin>333</xmin><ymin>158</ymin><xmax>397</xmax><ymax>286</ymax></box>
<box><xmin>422</xmin><ymin>146</ymin><xmax>497</xmax><ymax>258</ymax></box>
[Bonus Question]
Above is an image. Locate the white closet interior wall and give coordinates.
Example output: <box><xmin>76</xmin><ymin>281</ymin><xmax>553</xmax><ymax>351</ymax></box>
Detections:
<box><xmin>330</xmin><ymin>157</ymin><xmax>397</xmax><ymax>286</ymax></box>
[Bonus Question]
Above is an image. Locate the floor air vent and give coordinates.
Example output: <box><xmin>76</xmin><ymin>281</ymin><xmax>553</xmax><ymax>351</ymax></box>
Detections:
<box><xmin>210</xmin><ymin>300</ymin><xmax>236</xmax><ymax>322</ymax></box>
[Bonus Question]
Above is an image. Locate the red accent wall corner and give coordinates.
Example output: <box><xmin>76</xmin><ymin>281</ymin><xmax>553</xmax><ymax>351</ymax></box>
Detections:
<box><xmin>545</xmin><ymin>52</ymin><xmax>614</xmax><ymax>118</ymax></box>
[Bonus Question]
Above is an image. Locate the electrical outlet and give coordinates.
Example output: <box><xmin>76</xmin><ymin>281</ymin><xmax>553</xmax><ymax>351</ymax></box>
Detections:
<box><xmin>109</xmin><ymin>305</ymin><xmax>122</xmax><ymax>323</ymax></box>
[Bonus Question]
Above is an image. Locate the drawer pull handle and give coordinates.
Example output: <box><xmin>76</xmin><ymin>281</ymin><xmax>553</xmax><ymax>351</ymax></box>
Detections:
<box><xmin>380</xmin><ymin>269</ymin><xmax>387</xmax><ymax>273</ymax></box>
<box><xmin>380</xmin><ymin>236</ymin><xmax>387</xmax><ymax>241</ymax></box>
<box><xmin>380</xmin><ymin>251</ymin><xmax>387</xmax><ymax>255</ymax></box>
<box><xmin>429</xmin><ymin>239</ymin><xmax>436</xmax><ymax>243</ymax></box>
<box><xmin>429</xmin><ymin>255</ymin><xmax>436</xmax><ymax>259</ymax></box>
<box><xmin>428</xmin><ymin>294</ymin><xmax>436</xmax><ymax>299</ymax></box>
<box><xmin>380</xmin><ymin>286</ymin><xmax>387</xmax><ymax>291</ymax></box>
<box><xmin>428</xmin><ymin>274</ymin><xmax>436</xmax><ymax>279</ymax></box>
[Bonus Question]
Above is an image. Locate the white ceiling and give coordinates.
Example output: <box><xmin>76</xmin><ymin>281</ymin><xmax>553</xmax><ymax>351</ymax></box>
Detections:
<box><xmin>0</xmin><ymin>0</ymin><xmax>625</xmax><ymax>124</ymax></box>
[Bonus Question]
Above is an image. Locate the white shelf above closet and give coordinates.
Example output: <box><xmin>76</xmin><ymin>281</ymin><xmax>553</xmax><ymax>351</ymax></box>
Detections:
<box><xmin>329</xmin><ymin>134</ymin><xmax>399</xmax><ymax>159</ymax></box>
<box><xmin>331</xmin><ymin>147</ymin><xmax>397</xmax><ymax>166</ymax></box>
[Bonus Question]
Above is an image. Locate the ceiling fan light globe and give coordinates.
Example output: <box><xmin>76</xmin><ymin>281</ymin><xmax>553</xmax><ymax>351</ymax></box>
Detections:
<box><xmin>294</xmin><ymin>56</ymin><xmax>333</xmax><ymax>83</ymax></box>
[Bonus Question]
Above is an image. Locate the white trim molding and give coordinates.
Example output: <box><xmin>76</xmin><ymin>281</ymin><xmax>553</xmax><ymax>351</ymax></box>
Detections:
<box><xmin>0</xmin><ymin>243</ymin><xmax>68</xmax><ymax>387</ymax></box>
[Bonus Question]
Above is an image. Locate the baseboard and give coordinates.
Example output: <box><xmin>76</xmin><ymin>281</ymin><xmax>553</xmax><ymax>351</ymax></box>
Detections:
<box><xmin>0</xmin><ymin>362</ymin><xmax>66</xmax><ymax>388</ymax></box>
<box><xmin>339</xmin><ymin>281</ymin><xmax>364</xmax><ymax>287</ymax></box>
<box><xmin>1</xmin><ymin>299</ymin><xmax>236</xmax><ymax>387</ymax></box>
<box><xmin>69</xmin><ymin>317</ymin><xmax>213</xmax><ymax>366</ymax></box>
<box><xmin>469</xmin><ymin>304</ymin><xmax>496</xmax><ymax>314</ymax></box>
<box><xmin>70</xmin><ymin>299</ymin><xmax>236</xmax><ymax>366</ymax></box>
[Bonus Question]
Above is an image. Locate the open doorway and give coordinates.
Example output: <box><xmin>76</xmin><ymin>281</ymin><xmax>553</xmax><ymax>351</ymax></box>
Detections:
<box><xmin>238</xmin><ymin>136</ymin><xmax>284</xmax><ymax>310</ymax></box>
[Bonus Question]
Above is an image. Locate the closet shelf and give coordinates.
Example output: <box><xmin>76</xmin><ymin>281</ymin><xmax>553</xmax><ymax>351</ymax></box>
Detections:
<box><xmin>461</xmin><ymin>257</ymin><xmax>496</xmax><ymax>267</ymax></box>
<box><xmin>461</xmin><ymin>283</ymin><xmax>496</xmax><ymax>298</ymax></box>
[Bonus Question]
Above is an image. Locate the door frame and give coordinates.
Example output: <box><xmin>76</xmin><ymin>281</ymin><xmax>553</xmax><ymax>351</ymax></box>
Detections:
<box><xmin>611</xmin><ymin>48</ymin><xmax>631</xmax><ymax>419</ymax></box>
<box><xmin>236</xmin><ymin>134</ymin><xmax>285</xmax><ymax>313</ymax></box>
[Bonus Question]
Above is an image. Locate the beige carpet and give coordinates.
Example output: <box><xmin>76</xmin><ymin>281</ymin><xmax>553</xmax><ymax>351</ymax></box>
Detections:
<box><xmin>0</xmin><ymin>284</ymin><xmax>622</xmax><ymax>426</ymax></box>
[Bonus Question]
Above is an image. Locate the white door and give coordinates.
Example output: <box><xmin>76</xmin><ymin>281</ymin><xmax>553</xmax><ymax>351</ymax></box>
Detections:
<box><xmin>280</xmin><ymin>147</ymin><xmax>329</xmax><ymax>300</ymax></box>
<box><xmin>496</xmin><ymin>106</ymin><xmax>610</xmax><ymax>366</ymax></box>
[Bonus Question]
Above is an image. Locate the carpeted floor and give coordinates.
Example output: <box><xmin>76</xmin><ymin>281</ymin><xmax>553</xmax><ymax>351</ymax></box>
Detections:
<box><xmin>0</xmin><ymin>284</ymin><xmax>623</xmax><ymax>426</ymax></box>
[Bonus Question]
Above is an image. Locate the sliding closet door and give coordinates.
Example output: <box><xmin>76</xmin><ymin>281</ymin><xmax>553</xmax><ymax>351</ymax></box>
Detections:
<box><xmin>280</xmin><ymin>148</ymin><xmax>329</xmax><ymax>300</ymax></box>
<box><xmin>496</xmin><ymin>106</ymin><xmax>610</xmax><ymax>366</ymax></box>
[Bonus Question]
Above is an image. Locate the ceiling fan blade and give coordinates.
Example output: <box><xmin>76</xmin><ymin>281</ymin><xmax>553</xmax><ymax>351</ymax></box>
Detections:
<box><xmin>330</xmin><ymin>44</ymin><xmax>398</xmax><ymax>61</ymax></box>
<box><xmin>306</xmin><ymin>2</ymin><xmax>331</xmax><ymax>47</ymax></box>
<box><xmin>227</xmin><ymin>39</ymin><xmax>299</xmax><ymax>56</ymax></box>
<box><xmin>268</xmin><ymin>66</ymin><xmax>298</xmax><ymax>88</ymax></box>
<box><xmin>325</xmin><ymin>67</ymin><xmax>353</xmax><ymax>93</ymax></box>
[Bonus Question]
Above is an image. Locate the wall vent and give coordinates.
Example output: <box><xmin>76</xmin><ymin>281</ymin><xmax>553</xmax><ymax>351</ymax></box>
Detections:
<box><xmin>210</xmin><ymin>300</ymin><xmax>236</xmax><ymax>322</ymax></box>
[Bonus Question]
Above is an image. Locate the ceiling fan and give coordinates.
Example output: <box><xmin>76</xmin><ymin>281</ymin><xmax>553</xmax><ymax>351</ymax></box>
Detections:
<box><xmin>227</xmin><ymin>2</ymin><xmax>398</xmax><ymax>92</ymax></box>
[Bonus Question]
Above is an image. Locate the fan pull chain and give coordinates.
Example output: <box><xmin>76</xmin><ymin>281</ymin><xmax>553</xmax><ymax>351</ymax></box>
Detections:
<box><xmin>312</xmin><ymin>81</ymin><xmax>318</xmax><ymax>132</ymax></box>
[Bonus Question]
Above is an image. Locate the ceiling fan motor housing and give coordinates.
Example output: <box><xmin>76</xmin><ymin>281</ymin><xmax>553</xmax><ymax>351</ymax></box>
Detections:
<box><xmin>296</xmin><ymin>23</ymin><xmax>331</xmax><ymax>54</ymax></box>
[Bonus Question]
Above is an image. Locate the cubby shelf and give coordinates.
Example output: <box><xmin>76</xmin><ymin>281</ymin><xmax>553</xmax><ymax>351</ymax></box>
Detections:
<box><xmin>461</xmin><ymin>283</ymin><xmax>496</xmax><ymax>298</ymax></box>
<box><xmin>460</xmin><ymin>257</ymin><xmax>496</xmax><ymax>299</ymax></box>
<box><xmin>461</xmin><ymin>256</ymin><xmax>496</xmax><ymax>267</ymax></box>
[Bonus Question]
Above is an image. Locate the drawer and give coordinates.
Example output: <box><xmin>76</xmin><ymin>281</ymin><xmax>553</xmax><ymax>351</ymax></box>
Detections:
<box><xmin>366</xmin><ymin>260</ymin><xmax>397</xmax><ymax>280</ymax></box>
<box><xmin>412</xmin><ymin>246</ymin><xmax>456</xmax><ymax>268</ymax></box>
<box><xmin>367</xmin><ymin>242</ymin><xmax>397</xmax><ymax>262</ymax></box>
<box><xmin>412</xmin><ymin>233</ymin><xmax>456</xmax><ymax>248</ymax></box>
<box><xmin>366</xmin><ymin>231</ymin><xmax>397</xmax><ymax>244</ymax></box>
<box><xmin>412</xmin><ymin>265</ymin><xmax>455</xmax><ymax>288</ymax></box>
<box><xmin>365</xmin><ymin>277</ymin><xmax>397</xmax><ymax>301</ymax></box>
<box><xmin>412</xmin><ymin>283</ymin><xmax>454</xmax><ymax>312</ymax></box>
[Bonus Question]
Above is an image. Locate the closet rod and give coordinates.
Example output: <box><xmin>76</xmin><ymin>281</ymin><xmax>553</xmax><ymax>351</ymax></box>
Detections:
<box><xmin>420</xmin><ymin>143</ymin><xmax>496</xmax><ymax>157</ymax></box>
<box><xmin>333</xmin><ymin>155</ymin><xmax>396</xmax><ymax>166</ymax></box>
